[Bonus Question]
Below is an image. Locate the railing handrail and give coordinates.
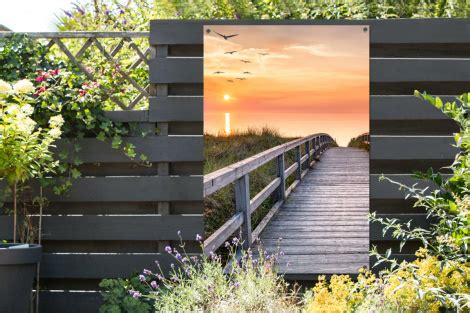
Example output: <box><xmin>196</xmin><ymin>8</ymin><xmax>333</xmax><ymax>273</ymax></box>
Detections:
<box><xmin>203</xmin><ymin>133</ymin><xmax>334</xmax><ymax>254</ymax></box>
<box><xmin>0</xmin><ymin>31</ymin><xmax>149</xmax><ymax>38</ymax></box>
<box><xmin>204</xmin><ymin>132</ymin><xmax>329</xmax><ymax>197</ymax></box>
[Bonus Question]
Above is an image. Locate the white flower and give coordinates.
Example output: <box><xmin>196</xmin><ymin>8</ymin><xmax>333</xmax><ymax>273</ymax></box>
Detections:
<box><xmin>13</xmin><ymin>79</ymin><xmax>35</xmax><ymax>94</ymax></box>
<box><xmin>49</xmin><ymin>115</ymin><xmax>64</xmax><ymax>128</ymax></box>
<box><xmin>48</xmin><ymin>127</ymin><xmax>62</xmax><ymax>139</ymax></box>
<box><xmin>17</xmin><ymin>117</ymin><xmax>36</xmax><ymax>133</ymax></box>
<box><xmin>20</xmin><ymin>104</ymin><xmax>34</xmax><ymax>116</ymax></box>
<box><xmin>5</xmin><ymin>104</ymin><xmax>20</xmax><ymax>115</ymax></box>
<box><xmin>0</xmin><ymin>80</ymin><xmax>12</xmax><ymax>94</ymax></box>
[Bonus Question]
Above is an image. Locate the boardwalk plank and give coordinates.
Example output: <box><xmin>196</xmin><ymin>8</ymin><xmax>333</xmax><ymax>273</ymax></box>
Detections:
<box><xmin>257</xmin><ymin>147</ymin><xmax>369</xmax><ymax>276</ymax></box>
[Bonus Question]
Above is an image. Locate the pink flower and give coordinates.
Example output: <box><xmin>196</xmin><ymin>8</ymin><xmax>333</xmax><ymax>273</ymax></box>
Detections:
<box><xmin>34</xmin><ymin>86</ymin><xmax>47</xmax><ymax>95</ymax></box>
<box><xmin>79</xmin><ymin>89</ymin><xmax>87</xmax><ymax>97</ymax></box>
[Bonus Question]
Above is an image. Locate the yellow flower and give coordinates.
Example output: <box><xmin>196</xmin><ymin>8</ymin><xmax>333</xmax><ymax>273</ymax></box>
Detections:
<box><xmin>0</xmin><ymin>80</ymin><xmax>12</xmax><ymax>94</ymax></box>
<box><xmin>13</xmin><ymin>79</ymin><xmax>34</xmax><ymax>94</ymax></box>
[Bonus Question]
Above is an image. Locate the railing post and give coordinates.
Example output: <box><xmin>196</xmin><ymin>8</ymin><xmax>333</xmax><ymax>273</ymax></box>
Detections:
<box><xmin>295</xmin><ymin>145</ymin><xmax>302</xmax><ymax>181</ymax></box>
<box><xmin>276</xmin><ymin>153</ymin><xmax>286</xmax><ymax>201</ymax></box>
<box><xmin>234</xmin><ymin>174</ymin><xmax>251</xmax><ymax>249</ymax></box>
<box><xmin>306</xmin><ymin>140</ymin><xmax>311</xmax><ymax>169</ymax></box>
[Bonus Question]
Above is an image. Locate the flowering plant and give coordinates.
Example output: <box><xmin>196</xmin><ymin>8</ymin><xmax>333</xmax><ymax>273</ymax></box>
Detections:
<box><xmin>304</xmin><ymin>92</ymin><xmax>470</xmax><ymax>312</ymax></box>
<box><xmin>30</xmin><ymin>68</ymin><xmax>149</xmax><ymax>194</ymax></box>
<box><xmin>100</xmin><ymin>234</ymin><xmax>297</xmax><ymax>312</ymax></box>
<box><xmin>0</xmin><ymin>79</ymin><xmax>63</xmax><ymax>242</ymax></box>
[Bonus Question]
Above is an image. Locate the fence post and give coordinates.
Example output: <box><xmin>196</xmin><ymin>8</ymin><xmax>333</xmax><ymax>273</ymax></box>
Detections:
<box><xmin>295</xmin><ymin>145</ymin><xmax>302</xmax><ymax>181</ymax></box>
<box><xmin>306</xmin><ymin>141</ymin><xmax>311</xmax><ymax>169</ymax></box>
<box><xmin>234</xmin><ymin>174</ymin><xmax>251</xmax><ymax>249</ymax></box>
<box><xmin>276</xmin><ymin>153</ymin><xmax>286</xmax><ymax>201</ymax></box>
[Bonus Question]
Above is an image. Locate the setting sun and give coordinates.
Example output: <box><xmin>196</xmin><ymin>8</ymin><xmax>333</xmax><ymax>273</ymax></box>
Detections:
<box><xmin>223</xmin><ymin>94</ymin><xmax>231</xmax><ymax>101</ymax></box>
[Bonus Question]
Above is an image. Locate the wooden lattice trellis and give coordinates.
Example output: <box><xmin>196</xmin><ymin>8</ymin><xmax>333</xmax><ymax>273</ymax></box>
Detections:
<box><xmin>0</xmin><ymin>32</ymin><xmax>150</xmax><ymax>110</ymax></box>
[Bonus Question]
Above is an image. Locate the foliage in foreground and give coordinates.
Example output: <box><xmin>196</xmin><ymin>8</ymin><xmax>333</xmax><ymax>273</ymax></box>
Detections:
<box><xmin>305</xmin><ymin>92</ymin><xmax>470</xmax><ymax>312</ymax></box>
<box><xmin>100</xmin><ymin>235</ymin><xmax>297</xmax><ymax>312</ymax></box>
<box><xmin>58</xmin><ymin>0</ymin><xmax>470</xmax><ymax>30</ymax></box>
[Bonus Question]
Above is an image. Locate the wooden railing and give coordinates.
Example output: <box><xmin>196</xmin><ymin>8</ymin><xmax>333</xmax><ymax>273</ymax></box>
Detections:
<box><xmin>0</xmin><ymin>32</ymin><xmax>150</xmax><ymax>110</ymax></box>
<box><xmin>203</xmin><ymin>133</ymin><xmax>334</xmax><ymax>254</ymax></box>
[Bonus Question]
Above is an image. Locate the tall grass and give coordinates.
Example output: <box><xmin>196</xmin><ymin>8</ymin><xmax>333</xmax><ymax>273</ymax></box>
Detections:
<box><xmin>204</xmin><ymin>127</ymin><xmax>294</xmax><ymax>236</ymax></box>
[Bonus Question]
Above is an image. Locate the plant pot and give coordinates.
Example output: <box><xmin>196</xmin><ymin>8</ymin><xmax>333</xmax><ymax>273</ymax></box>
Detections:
<box><xmin>0</xmin><ymin>243</ymin><xmax>42</xmax><ymax>313</ymax></box>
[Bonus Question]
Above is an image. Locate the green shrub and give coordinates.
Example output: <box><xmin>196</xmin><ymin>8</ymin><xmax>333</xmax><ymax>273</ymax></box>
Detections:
<box><xmin>304</xmin><ymin>91</ymin><xmax>470</xmax><ymax>312</ymax></box>
<box><xmin>101</xmin><ymin>235</ymin><xmax>299</xmax><ymax>312</ymax></box>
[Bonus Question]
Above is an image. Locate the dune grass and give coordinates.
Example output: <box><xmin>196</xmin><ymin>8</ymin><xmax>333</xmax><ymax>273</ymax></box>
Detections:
<box><xmin>204</xmin><ymin>127</ymin><xmax>295</xmax><ymax>236</ymax></box>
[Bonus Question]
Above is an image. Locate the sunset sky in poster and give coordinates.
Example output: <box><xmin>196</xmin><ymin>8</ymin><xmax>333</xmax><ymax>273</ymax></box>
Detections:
<box><xmin>204</xmin><ymin>25</ymin><xmax>369</xmax><ymax>146</ymax></box>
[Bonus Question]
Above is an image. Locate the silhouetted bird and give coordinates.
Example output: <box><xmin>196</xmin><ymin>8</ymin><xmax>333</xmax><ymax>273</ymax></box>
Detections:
<box><xmin>227</xmin><ymin>79</ymin><xmax>234</xmax><ymax>82</ymax></box>
<box><xmin>213</xmin><ymin>71</ymin><xmax>225</xmax><ymax>74</ymax></box>
<box><xmin>259</xmin><ymin>52</ymin><xmax>269</xmax><ymax>56</ymax></box>
<box><xmin>240</xmin><ymin>60</ymin><xmax>251</xmax><ymax>63</ymax></box>
<box><xmin>243</xmin><ymin>71</ymin><xmax>252</xmax><ymax>74</ymax></box>
<box><xmin>214</xmin><ymin>31</ymin><xmax>238</xmax><ymax>40</ymax></box>
<box><xmin>224</xmin><ymin>51</ymin><xmax>237</xmax><ymax>54</ymax></box>
<box><xmin>236</xmin><ymin>78</ymin><xmax>246</xmax><ymax>80</ymax></box>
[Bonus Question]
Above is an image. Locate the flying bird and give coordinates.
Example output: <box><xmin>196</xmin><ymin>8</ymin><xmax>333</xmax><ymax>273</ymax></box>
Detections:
<box><xmin>213</xmin><ymin>71</ymin><xmax>225</xmax><ymax>74</ymax></box>
<box><xmin>214</xmin><ymin>31</ymin><xmax>238</xmax><ymax>40</ymax></box>
<box><xmin>236</xmin><ymin>78</ymin><xmax>246</xmax><ymax>80</ymax></box>
<box><xmin>240</xmin><ymin>60</ymin><xmax>251</xmax><ymax>63</ymax></box>
<box><xmin>243</xmin><ymin>71</ymin><xmax>252</xmax><ymax>74</ymax></box>
<box><xmin>259</xmin><ymin>52</ymin><xmax>269</xmax><ymax>56</ymax></box>
<box><xmin>224</xmin><ymin>51</ymin><xmax>237</xmax><ymax>54</ymax></box>
<box><xmin>227</xmin><ymin>79</ymin><xmax>234</xmax><ymax>82</ymax></box>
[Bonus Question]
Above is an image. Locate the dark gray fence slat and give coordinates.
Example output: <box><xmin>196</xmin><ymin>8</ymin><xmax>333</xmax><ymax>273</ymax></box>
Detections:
<box><xmin>149</xmin><ymin>96</ymin><xmax>203</xmax><ymax>122</ymax></box>
<box><xmin>371</xmin><ymin>58</ymin><xmax>470</xmax><ymax>82</ymax></box>
<box><xmin>0</xmin><ymin>215</ymin><xmax>202</xmax><ymax>240</ymax></box>
<box><xmin>151</xmin><ymin>19</ymin><xmax>470</xmax><ymax>45</ymax></box>
<box><xmin>371</xmin><ymin>96</ymin><xmax>457</xmax><ymax>120</ymax></box>
<box><xmin>370</xmin><ymin>136</ymin><xmax>457</xmax><ymax>160</ymax></box>
<box><xmin>104</xmin><ymin>110</ymin><xmax>149</xmax><ymax>122</ymax></box>
<box><xmin>370</xmin><ymin>214</ymin><xmax>430</xmax><ymax>240</ymax></box>
<box><xmin>40</xmin><ymin>253</ymin><xmax>197</xmax><ymax>278</ymax></box>
<box><xmin>38</xmin><ymin>291</ymin><xmax>102</xmax><ymax>313</ymax></box>
<box><xmin>0</xmin><ymin>176</ymin><xmax>202</xmax><ymax>202</ymax></box>
<box><xmin>370</xmin><ymin>174</ymin><xmax>450</xmax><ymax>200</ymax></box>
<box><xmin>149</xmin><ymin>58</ymin><xmax>202</xmax><ymax>83</ymax></box>
<box><xmin>56</xmin><ymin>136</ymin><xmax>203</xmax><ymax>163</ymax></box>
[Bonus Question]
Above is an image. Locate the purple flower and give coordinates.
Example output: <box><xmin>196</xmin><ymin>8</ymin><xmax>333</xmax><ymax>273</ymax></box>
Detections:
<box><xmin>196</xmin><ymin>234</ymin><xmax>202</xmax><ymax>242</ymax></box>
<box><xmin>155</xmin><ymin>260</ymin><xmax>159</xmax><ymax>265</ymax></box>
<box><xmin>139</xmin><ymin>274</ymin><xmax>146</xmax><ymax>282</ymax></box>
<box><xmin>63</xmin><ymin>10</ymin><xmax>72</xmax><ymax>17</ymax></box>
<box><xmin>165</xmin><ymin>246</ymin><xmax>172</xmax><ymax>253</ymax></box>
<box><xmin>233</xmin><ymin>282</ymin><xmax>240</xmax><ymax>288</ymax></box>
<box><xmin>175</xmin><ymin>253</ymin><xmax>183</xmax><ymax>261</ymax></box>
<box><xmin>129</xmin><ymin>290</ymin><xmax>141</xmax><ymax>298</ymax></box>
<box><xmin>150</xmin><ymin>281</ymin><xmax>158</xmax><ymax>289</ymax></box>
<box><xmin>232</xmin><ymin>237</ymin><xmax>239</xmax><ymax>245</ymax></box>
<box><xmin>224</xmin><ymin>241</ymin><xmax>230</xmax><ymax>248</ymax></box>
<box><xmin>143</xmin><ymin>269</ymin><xmax>152</xmax><ymax>275</ymax></box>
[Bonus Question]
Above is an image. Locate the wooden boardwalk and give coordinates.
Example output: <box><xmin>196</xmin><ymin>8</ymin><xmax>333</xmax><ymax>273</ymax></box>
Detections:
<box><xmin>258</xmin><ymin>147</ymin><xmax>369</xmax><ymax>279</ymax></box>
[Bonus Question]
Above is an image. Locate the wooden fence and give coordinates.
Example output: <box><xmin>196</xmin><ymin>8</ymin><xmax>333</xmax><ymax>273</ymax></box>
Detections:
<box><xmin>151</xmin><ymin>18</ymin><xmax>464</xmax><ymax>274</ymax></box>
<box><xmin>0</xmin><ymin>32</ymin><xmax>203</xmax><ymax>312</ymax></box>
<box><xmin>0</xmin><ymin>17</ymin><xmax>466</xmax><ymax>311</ymax></box>
<box><xmin>203</xmin><ymin>134</ymin><xmax>333</xmax><ymax>254</ymax></box>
